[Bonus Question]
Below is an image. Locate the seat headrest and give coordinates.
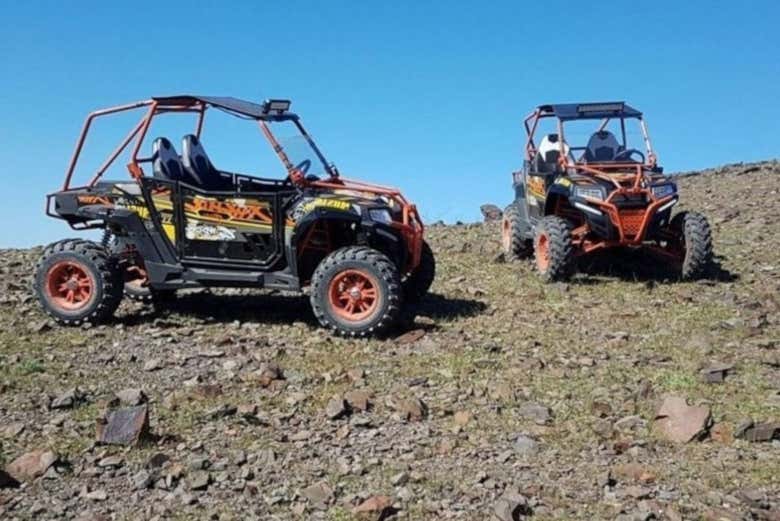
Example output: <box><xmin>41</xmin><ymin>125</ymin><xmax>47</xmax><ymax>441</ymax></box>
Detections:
<box><xmin>181</xmin><ymin>134</ymin><xmax>218</xmax><ymax>188</ymax></box>
<box><xmin>538</xmin><ymin>134</ymin><xmax>570</xmax><ymax>163</ymax></box>
<box><xmin>152</xmin><ymin>137</ymin><xmax>184</xmax><ymax>182</ymax></box>
<box><xmin>586</xmin><ymin>131</ymin><xmax>620</xmax><ymax>161</ymax></box>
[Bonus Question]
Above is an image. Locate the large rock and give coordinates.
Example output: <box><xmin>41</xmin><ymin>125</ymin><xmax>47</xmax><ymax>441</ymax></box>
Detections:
<box><xmin>50</xmin><ymin>387</ymin><xmax>84</xmax><ymax>409</ymax></box>
<box><xmin>245</xmin><ymin>362</ymin><xmax>284</xmax><ymax>387</ymax></box>
<box><xmin>480</xmin><ymin>204</ymin><xmax>503</xmax><ymax>222</ymax></box>
<box><xmin>513</xmin><ymin>434</ymin><xmax>538</xmax><ymax>456</ymax></box>
<box><xmin>345</xmin><ymin>389</ymin><xmax>373</xmax><ymax>412</ymax></box>
<box><xmin>302</xmin><ymin>481</ymin><xmax>334</xmax><ymax>510</ymax></box>
<box><xmin>5</xmin><ymin>449</ymin><xmax>58</xmax><ymax>482</ymax></box>
<box><xmin>325</xmin><ymin>395</ymin><xmax>350</xmax><ymax>420</ymax></box>
<box><xmin>653</xmin><ymin>396</ymin><xmax>711</xmax><ymax>443</ymax></box>
<box><xmin>353</xmin><ymin>495</ymin><xmax>395</xmax><ymax>519</ymax></box>
<box><xmin>493</xmin><ymin>491</ymin><xmax>530</xmax><ymax>521</ymax></box>
<box><xmin>518</xmin><ymin>402</ymin><xmax>552</xmax><ymax>425</ymax></box>
<box><xmin>96</xmin><ymin>405</ymin><xmax>151</xmax><ymax>445</ymax></box>
<box><xmin>387</xmin><ymin>396</ymin><xmax>427</xmax><ymax>422</ymax></box>
<box><xmin>735</xmin><ymin>420</ymin><xmax>780</xmax><ymax>442</ymax></box>
<box><xmin>115</xmin><ymin>388</ymin><xmax>148</xmax><ymax>406</ymax></box>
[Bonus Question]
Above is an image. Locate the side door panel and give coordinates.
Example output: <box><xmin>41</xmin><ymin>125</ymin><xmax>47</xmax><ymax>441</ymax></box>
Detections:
<box><xmin>177</xmin><ymin>184</ymin><xmax>287</xmax><ymax>268</ymax></box>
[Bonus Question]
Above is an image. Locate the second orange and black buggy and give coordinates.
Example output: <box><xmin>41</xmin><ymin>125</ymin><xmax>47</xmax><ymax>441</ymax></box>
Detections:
<box><xmin>502</xmin><ymin>102</ymin><xmax>713</xmax><ymax>281</ymax></box>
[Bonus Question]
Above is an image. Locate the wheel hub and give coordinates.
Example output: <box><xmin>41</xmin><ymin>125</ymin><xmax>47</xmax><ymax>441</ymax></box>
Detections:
<box><xmin>327</xmin><ymin>269</ymin><xmax>380</xmax><ymax>322</ymax></box>
<box><xmin>46</xmin><ymin>260</ymin><xmax>94</xmax><ymax>311</ymax></box>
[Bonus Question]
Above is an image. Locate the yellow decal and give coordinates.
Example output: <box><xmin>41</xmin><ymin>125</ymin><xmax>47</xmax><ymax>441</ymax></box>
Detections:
<box><xmin>301</xmin><ymin>198</ymin><xmax>351</xmax><ymax>214</ymax></box>
<box><xmin>556</xmin><ymin>178</ymin><xmax>572</xmax><ymax>187</ymax></box>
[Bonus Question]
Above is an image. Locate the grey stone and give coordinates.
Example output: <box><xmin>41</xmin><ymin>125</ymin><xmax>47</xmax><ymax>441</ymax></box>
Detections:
<box><xmin>493</xmin><ymin>491</ymin><xmax>529</xmax><ymax>521</ymax></box>
<box><xmin>115</xmin><ymin>388</ymin><xmax>147</xmax><ymax>406</ymax></box>
<box><xmin>188</xmin><ymin>470</ymin><xmax>211</xmax><ymax>491</ymax></box>
<box><xmin>513</xmin><ymin>434</ymin><xmax>538</xmax><ymax>456</ymax></box>
<box><xmin>96</xmin><ymin>405</ymin><xmax>151</xmax><ymax>446</ymax></box>
<box><xmin>518</xmin><ymin>402</ymin><xmax>552</xmax><ymax>425</ymax></box>
<box><xmin>51</xmin><ymin>388</ymin><xmax>83</xmax><ymax>409</ymax></box>
<box><xmin>325</xmin><ymin>395</ymin><xmax>349</xmax><ymax>420</ymax></box>
<box><xmin>301</xmin><ymin>481</ymin><xmax>334</xmax><ymax>510</ymax></box>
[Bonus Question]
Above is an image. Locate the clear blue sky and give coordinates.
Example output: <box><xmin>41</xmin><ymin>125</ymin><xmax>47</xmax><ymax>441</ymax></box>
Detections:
<box><xmin>1</xmin><ymin>1</ymin><xmax>778</xmax><ymax>247</ymax></box>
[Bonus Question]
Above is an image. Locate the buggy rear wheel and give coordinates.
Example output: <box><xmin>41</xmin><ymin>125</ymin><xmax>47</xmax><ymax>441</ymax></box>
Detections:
<box><xmin>502</xmin><ymin>203</ymin><xmax>533</xmax><ymax>260</ymax></box>
<box><xmin>34</xmin><ymin>239</ymin><xmax>123</xmax><ymax>325</ymax></box>
<box><xmin>534</xmin><ymin>216</ymin><xmax>575</xmax><ymax>282</ymax></box>
<box><xmin>670</xmin><ymin>211</ymin><xmax>713</xmax><ymax>280</ymax></box>
<box><xmin>310</xmin><ymin>246</ymin><xmax>402</xmax><ymax>337</ymax></box>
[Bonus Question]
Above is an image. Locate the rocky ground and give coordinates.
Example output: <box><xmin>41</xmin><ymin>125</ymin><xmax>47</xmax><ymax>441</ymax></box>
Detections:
<box><xmin>1</xmin><ymin>160</ymin><xmax>779</xmax><ymax>521</ymax></box>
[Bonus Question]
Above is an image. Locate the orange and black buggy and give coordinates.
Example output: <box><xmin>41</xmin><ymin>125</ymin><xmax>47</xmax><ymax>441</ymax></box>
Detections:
<box><xmin>36</xmin><ymin>96</ymin><xmax>434</xmax><ymax>337</ymax></box>
<box><xmin>502</xmin><ymin>102</ymin><xmax>713</xmax><ymax>281</ymax></box>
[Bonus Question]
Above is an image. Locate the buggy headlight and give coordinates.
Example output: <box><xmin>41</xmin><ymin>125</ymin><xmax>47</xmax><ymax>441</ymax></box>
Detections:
<box><xmin>573</xmin><ymin>185</ymin><xmax>606</xmax><ymax>201</ymax></box>
<box><xmin>368</xmin><ymin>208</ymin><xmax>393</xmax><ymax>224</ymax></box>
<box><xmin>652</xmin><ymin>183</ymin><xmax>676</xmax><ymax>199</ymax></box>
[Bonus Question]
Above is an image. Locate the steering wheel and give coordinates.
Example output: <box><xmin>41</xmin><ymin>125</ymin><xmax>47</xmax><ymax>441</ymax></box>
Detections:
<box><xmin>295</xmin><ymin>159</ymin><xmax>311</xmax><ymax>174</ymax></box>
<box><xmin>613</xmin><ymin>149</ymin><xmax>645</xmax><ymax>163</ymax></box>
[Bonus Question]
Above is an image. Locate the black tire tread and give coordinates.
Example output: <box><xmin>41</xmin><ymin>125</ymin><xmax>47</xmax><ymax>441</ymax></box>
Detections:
<box><xmin>673</xmin><ymin>211</ymin><xmax>714</xmax><ymax>280</ymax></box>
<box><xmin>34</xmin><ymin>239</ymin><xmax>123</xmax><ymax>326</ymax></box>
<box><xmin>534</xmin><ymin>216</ymin><xmax>575</xmax><ymax>282</ymax></box>
<box><xmin>403</xmin><ymin>240</ymin><xmax>436</xmax><ymax>302</ymax></box>
<box><xmin>310</xmin><ymin>246</ymin><xmax>402</xmax><ymax>337</ymax></box>
<box><xmin>503</xmin><ymin>203</ymin><xmax>533</xmax><ymax>260</ymax></box>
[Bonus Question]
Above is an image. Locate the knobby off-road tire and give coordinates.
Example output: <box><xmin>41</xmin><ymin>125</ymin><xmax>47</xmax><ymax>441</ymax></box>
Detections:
<box><xmin>671</xmin><ymin>211</ymin><xmax>714</xmax><ymax>280</ymax></box>
<box><xmin>34</xmin><ymin>239</ymin><xmax>123</xmax><ymax>326</ymax></box>
<box><xmin>102</xmin><ymin>230</ymin><xmax>175</xmax><ymax>304</ymax></box>
<box><xmin>534</xmin><ymin>216</ymin><xmax>575</xmax><ymax>282</ymax></box>
<box><xmin>402</xmin><ymin>240</ymin><xmax>436</xmax><ymax>303</ymax></box>
<box><xmin>502</xmin><ymin>203</ymin><xmax>533</xmax><ymax>260</ymax></box>
<box><xmin>310</xmin><ymin>246</ymin><xmax>402</xmax><ymax>337</ymax></box>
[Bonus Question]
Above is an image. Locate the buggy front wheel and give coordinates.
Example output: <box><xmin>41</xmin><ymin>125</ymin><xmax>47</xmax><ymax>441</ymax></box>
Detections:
<box><xmin>534</xmin><ymin>216</ymin><xmax>575</xmax><ymax>282</ymax></box>
<box><xmin>310</xmin><ymin>246</ymin><xmax>402</xmax><ymax>337</ymax></box>
<box><xmin>670</xmin><ymin>211</ymin><xmax>714</xmax><ymax>280</ymax></box>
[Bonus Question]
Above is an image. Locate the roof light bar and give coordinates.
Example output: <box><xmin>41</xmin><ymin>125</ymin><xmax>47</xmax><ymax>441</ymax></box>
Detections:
<box><xmin>262</xmin><ymin>99</ymin><xmax>291</xmax><ymax>114</ymax></box>
<box><xmin>577</xmin><ymin>102</ymin><xmax>624</xmax><ymax>113</ymax></box>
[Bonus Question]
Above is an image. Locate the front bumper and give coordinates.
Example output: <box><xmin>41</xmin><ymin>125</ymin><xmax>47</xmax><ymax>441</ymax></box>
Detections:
<box><xmin>572</xmin><ymin>192</ymin><xmax>678</xmax><ymax>244</ymax></box>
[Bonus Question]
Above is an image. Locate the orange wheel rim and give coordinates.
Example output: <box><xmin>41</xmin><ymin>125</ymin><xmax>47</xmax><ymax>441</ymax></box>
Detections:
<box><xmin>327</xmin><ymin>269</ymin><xmax>381</xmax><ymax>322</ymax></box>
<box><xmin>45</xmin><ymin>260</ymin><xmax>94</xmax><ymax>311</ymax></box>
<box><xmin>536</xmin><ymin>234</ymin><xmax>550</xmax><ymax>271</ymax></box>
<box><xmin>501</xmin><ymin>219</ymin><xmax>511</xmax><ymax>251</ymax></box>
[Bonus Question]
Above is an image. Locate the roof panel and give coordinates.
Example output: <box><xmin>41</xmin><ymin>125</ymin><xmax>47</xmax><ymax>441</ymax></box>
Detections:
<box><xmin>151</xmin><ymin>95</ymin><xmax>296</xmax><ymax>120</ymax></box>
<box><xmin>538</xmin><ymin>102</ymin><xmax>642</xmax><ymax>120</ymax></box>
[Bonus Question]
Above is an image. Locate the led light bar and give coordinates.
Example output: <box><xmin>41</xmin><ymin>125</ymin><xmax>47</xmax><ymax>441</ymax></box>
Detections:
<box><xmin>577</xmin><ymin>102</ymin><xmax>624</xmax><ymax>113</ymax></box>
<box><xmin>262</xmin><ymin>99</ymin><xmax>291</xmax><ymax>113</ymax></box>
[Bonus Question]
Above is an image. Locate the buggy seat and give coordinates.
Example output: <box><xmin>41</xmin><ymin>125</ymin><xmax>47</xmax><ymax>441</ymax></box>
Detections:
<box><xmin>584</xmin><ymin>130</ymin><xmax>622</xmax><ymax>162</ymax></box>
<box><xmin>181</xmin><ymin>135</ymin><xmax>229</xmax><ymax>191</ymax></box>
<box><xmin>152</xmin><ymin>138</ymin><xmax>187</xmax><ymax>183</ymax></box>
<box><xmin>535</xmin><ymin>134</ymin><xmax>571</xmax><ymax>174</ymax></box>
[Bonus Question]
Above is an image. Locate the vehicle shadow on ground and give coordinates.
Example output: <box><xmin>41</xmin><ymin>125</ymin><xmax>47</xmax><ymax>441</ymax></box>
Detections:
<box><xmin>573</xmin><ymin>249</ymin><xmax>738</xmax><ymax>284</ymax></box>
<box><xmin>118</xmin><ymin>290</ymin><xmax>487</xmax><ymax>329</ymax></box>
<box><xmin>410</xmin><ymin>292</ymin><xmax>487</xmax><ymax>320</ymax></box>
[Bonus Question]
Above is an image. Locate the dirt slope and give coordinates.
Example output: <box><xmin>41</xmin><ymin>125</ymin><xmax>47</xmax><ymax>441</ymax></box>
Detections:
<box><xmin>1</xmin><ymin>160</ymin><xmax>779</xmax><ymax>520</ymax></box>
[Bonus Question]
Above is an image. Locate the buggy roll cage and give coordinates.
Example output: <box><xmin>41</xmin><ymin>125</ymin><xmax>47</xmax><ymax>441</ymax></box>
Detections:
<box><xmin>58</xmin><ymin>95</ymin><xmax>424</xmax><ymax>268</ymax></box>
<box><xmin>523</xmin><ymin>102</ymin><xmax>658</xmax><ymax>176</ymax></box>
